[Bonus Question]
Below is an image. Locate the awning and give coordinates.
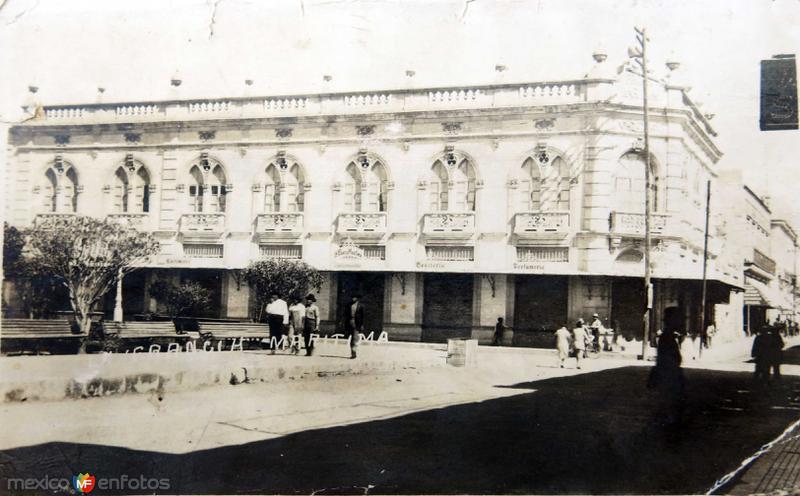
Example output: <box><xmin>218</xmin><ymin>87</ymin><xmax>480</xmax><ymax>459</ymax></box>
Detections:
<box><xmin>744</xmin><ymin>278</ymin><xmax>777</xmax><ymax>308</ymax></box>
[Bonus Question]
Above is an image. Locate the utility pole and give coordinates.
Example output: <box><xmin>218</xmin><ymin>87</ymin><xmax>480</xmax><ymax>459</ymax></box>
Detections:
<box><xmin>630</xmin><ymin>27</ymin><xmax>653</xmax><ymax>359</ymax></box>
<box><xmin>699</xmin><ymin>180</ymin><xmax>711</xmax><ymax>359</ymax></box>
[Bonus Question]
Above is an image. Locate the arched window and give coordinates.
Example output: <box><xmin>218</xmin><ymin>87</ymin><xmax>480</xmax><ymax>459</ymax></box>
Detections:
<box><xmin>263</xmin><ymin>164</ymin><xmax>281</xmax><ymax>213</ymax></box>
<box><xmin>429</xmin><ymin>161</ymin><xmax>449</xmax><ymax>212</ymax></box>
<box><xmin>613</xmin><ymin>151</ymin><xmax>657</xmax><ymax>213</ymax></box>
<box><xmin>519</xmin><ymin>154</ymin><xmax>569</xmax><ymax>211</ymax></box>
<box><xmin>45</xmin><ymin>168</ymin><xmax>58</xmax><ymax>212</ymax></box>
<box><xmin>112</xmin><ymin>159</ymin><xmax>150</xmax><ymax>213</ymax></box>
<box><xmin>188</xmin><ymin>156</ymin><xmax>227</xmax><ymax>213</ymax></box>
<box><xmin>42</xmin><ymin>160</ymin><xmax>79</xmax><ymax>213</ymax></box>
<box><xmin>189</xmin><ymin>165</ymin><xmax>204</xmax><ymax>212</ymax></box>
<box><xmin>286</xmin><ymin>163</ymin><xmax>305</xmax><ymax>212</ymax></box>
<box><xmin>343</xmin><ymin>159</ymin><xmax>388</xmax><ymax>213</ymax></box>
<box><xmin>428</xmin><ymin>155</ymin><xmax>477</xmax><ymax>212</ymax></box>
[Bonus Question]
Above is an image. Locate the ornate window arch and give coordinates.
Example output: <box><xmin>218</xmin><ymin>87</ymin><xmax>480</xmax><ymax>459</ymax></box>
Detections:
<box><xmin>342</xmin><ymin>153</ymin><xmax>389</xmax><ymax>213</ymax></box>
<box><xmin>42</xmin><ymin>157</ymin><xmax>79</xmax><ymax>213</ymax></box>
<box><xmin>188</xmin><ymin>154</ymin><xmax>227</xmax><ymax>213</ymax></box>
<box><xmin>612</xmin><ymin>151</ymin><xmax>658</xmax><ymax>213</ymax></box>
<box><xmin>111</xmin><ymin>156</ymin><xmax>151</xmax><ymax>213</ymax></box>
<box><xmin>427</xmin><ymin>150</ymin><xmax>477</xmax><ymax>212</ymax></box>
<box><xmin>256</xmin><ymin>155</ymin><xmax>306</xmax><ymax>213</ymax></box>
<box><xmin>517</xmin><ymin>148</ymin><xmax>570</xmax><ymax>212</ymax></box>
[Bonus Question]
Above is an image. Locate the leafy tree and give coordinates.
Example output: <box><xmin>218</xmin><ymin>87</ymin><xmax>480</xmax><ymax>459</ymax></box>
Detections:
<box><xmin>243</xmin><ymin>259</ymin><xmax>323</xmax><ymax>321</ymax></box>
<box><xmin>148</xmin><ymin>279</ymin><xmax>212</xmax><ymax>319</ymax></box>
<box><xmin>3</xmin><ymin>223</ymin><xmax>69</xmax><ymax>318</ymax></box>
<box><xmin>3</xmin><ymin>223</ymin><xmax>26</xmax><ymax>279</ymax></box>
<box><xmin>25</xmin><ymin>216</ymin><xmax>160</xmax><ymax>335</ymax></box>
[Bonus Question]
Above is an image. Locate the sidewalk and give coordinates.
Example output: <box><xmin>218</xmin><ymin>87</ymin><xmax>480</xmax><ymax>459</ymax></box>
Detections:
<box><xmin>0</xmin><ymin>341</ymin><xmax>446</xmax><ymax>403</ymax></box>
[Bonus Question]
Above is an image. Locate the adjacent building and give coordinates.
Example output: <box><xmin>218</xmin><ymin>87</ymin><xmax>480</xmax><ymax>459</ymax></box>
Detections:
<box><xmin>3</xmin><ymin>53</ymin><xmax>744</xmax><ymax>344</ymax></box>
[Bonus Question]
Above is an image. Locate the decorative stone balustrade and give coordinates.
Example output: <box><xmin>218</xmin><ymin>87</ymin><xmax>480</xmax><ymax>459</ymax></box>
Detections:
<box><xmin>519</xmin><ymin>83</ymin><xmax>579</xmax><ymax>99</ymax></box>
<box><xmin>514</xmin><ymin>212</ymin><xmax>570</xmax><ymax>234</ymax></box>
<box><xmin>337</xmin><ymin>212</ymin><xmax>387</xmax><ymax>234</ymax></box>
<box><xmin>610</xmin><ymin>212</ymin><xmax>670</xmax><ymax>236</ymax></box>
<box><xmin>428</xmin><ymin>89</ymin><xmax>484</xmax><ymax>103</ymax></box>
<box><xmin>116</xmin><ymin>104</ymin><xmax>160</xmax><ymax>117</ymax></box>
<box><xmin>179</xmin><ymin>213</ymin><xmax>226</xmax><ymax>240</ymax></box>
<box><xmin>33</xmin><ymin>79</ymin><xmax>595</xmax><ymax>125</ymax></box>
<box><xmin>33</xmin><ymin>212</ymin><xmax>76</xmax><ymax>225</ymax></box>
<box><xmin>188</xmin><ymin>100</ymin><xmax>231</xmax><ymax>113</ymax></box>
<box><xmin>264</xmin><ymin>98</ymin><xmax>308</xmax><ymax>111</ymax></box>
<box><xmin>343</xmin><ymin>94</ymin><xmax>392</xmax><ymax>106</ymax></box>
<box><xmin>106</xmin><ymin>212</ymin><xmax>150</xmax><ymax>230</ymax></box>
<box><xmin>423</xmin><ymin>212</ymin><xmax>476</xmax><ymax>236</ymax></box>
<box><xmin>44</xmin><ymin>107</ymin><xmax>84</xmax><ymax>120</ymax></box>
<box><xmin>255</xmin><ymin>213</ymin><xmax>304</xmax><ymax>233</ymax></box>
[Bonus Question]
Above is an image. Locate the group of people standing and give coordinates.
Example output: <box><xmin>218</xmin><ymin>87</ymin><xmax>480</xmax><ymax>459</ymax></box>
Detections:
<box><xmin>553</xmin><ymin>314</ymin><xmax>612</xmax><ymax>369</ymax></box>
<box><xmin>265</xmin><ymin>293</ymin><xmax>320</xmax><ymax>356</ymax></box>
<box><xmin>263</xmin><ymin>293</ymin><xmax>366</xmax><ymax>359</ymax></box>
<box><xmin>751</xmin><ymin>321</ymin><xmax>786</xmax><ymax>383</ymax></box>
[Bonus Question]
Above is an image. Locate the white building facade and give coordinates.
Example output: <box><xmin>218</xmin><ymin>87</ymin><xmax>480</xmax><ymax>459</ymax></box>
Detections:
<box><xmin>4</xmin><ymin>55</ymin><xmax>743</xmax><ymax>344</ymax></box>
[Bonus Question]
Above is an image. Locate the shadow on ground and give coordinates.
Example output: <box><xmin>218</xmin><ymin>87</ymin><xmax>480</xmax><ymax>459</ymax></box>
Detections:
<box><xmin>781</xmin><ymin>345</ymin><xmax>800</xmax><ymax>366</ymax></box>
<box><xmin>2</xmin><ymin>367</ymin><xmax>800</xmax><ymax>495</ymax></box>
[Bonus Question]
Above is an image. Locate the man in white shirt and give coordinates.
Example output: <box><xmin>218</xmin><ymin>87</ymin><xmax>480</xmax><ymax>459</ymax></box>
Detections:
<box><xmin>265</xmin><ymin>293</ymin><xmax>289</xmax><ymax>353</ymax></box>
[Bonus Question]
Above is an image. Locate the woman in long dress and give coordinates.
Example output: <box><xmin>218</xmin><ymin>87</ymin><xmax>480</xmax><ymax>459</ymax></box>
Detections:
<box><xmin>554</xmin><ymin>324</ymin><xmax>572</xmax><ymax>368</ymax></box>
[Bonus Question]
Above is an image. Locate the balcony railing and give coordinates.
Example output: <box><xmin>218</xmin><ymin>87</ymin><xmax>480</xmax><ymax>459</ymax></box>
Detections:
<box><xmin>610</xmin><ymin>212</ymin><xmax>669</xmax><ymax>236</ymax></box>
<box><xmin>31</xmin><ymin>79</ymin><xmax>590</xmax><ymax>125</ymax></box>
<box><xmin>255</xmin><ymin>213</ymin><xmax>304</xmax><ymax>233</ymax></box>
<box><xmin>337</xmin><ymin>212</ymin><xmax>387</xmax><ymax>234</ymax></box>
<box><xmin>179</xmin><ymin>213</ymin><xmax>225</xmax><ymax>239</ymax></box>
<box><xmin>513</xmin><ymin>212</ymin><xmax>570</xmax><ymax>234</ymax></box>
<box><xmin>106</xmin><ymin>212</ymin><xmax>150</xmax><ymax>230</ymax></box>
<box><xmin>422</xmin><ymin>213</ymin><xmax>476</xmax><ymax>236</ymax></box>
<box><xmin>33</xmin><ymin>212</ymin><xmax>76</xmax><ymax>226</ymax></box>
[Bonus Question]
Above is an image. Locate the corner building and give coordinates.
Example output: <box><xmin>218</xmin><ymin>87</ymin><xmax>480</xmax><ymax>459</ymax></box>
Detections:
<box><xmin>4</xmin><ymin>55</ymin><xmax>742</xmax><ymax>344</ymax></box>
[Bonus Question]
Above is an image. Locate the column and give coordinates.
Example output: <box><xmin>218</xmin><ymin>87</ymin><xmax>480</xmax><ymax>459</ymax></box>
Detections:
<box><xmin>113</xmin><ymin>270</ymin><xmax>124</xmax><ymax>322</ymax></box>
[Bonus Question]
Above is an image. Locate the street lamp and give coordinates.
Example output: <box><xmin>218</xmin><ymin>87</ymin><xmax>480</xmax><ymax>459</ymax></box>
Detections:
<box><xmin>628</xmin><ymin>27</ymin><xmax>654</xmax><ymax>360</ymax></box>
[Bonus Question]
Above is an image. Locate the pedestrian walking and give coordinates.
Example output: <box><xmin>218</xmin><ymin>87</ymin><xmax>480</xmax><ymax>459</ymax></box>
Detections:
<box><xmin>767</xmin><ymin>326</ymin><xmax>785</xmax><ymax>381</ymax></box>
<box><xmin>493</xmin><ymin>317</ymin><xmax>505</xmax><ymax>346</ymax></box>
<box><xmin>572</xmin><ymin>320</ymin><xmax>589</xmax><ymax>369</ymax></box>
<box><xmin>265</xmin><ymin>292</ymin><xmax>289</xmax><ymax>354</ymax></box>
<box><xmin>554</xmin><ymin>324</ymin><xmax>572</xmax><ymax>368</ymax></box>
<box><xmin>589</xmin><ymin>313</ymin><xmax>603</xmax><ymax>352</ymax></box>
<box><xmin>303</xmin><ymin>294</ymin><xmax>320</xmax><ymax>356</ymax></box>
<box><xmin>752</xmin><ymin>327</ymin><xmax>770</xmax><ymax>384</ymax></box>
<box><xmin>343</xmin><ymin>294</ymin><xmax>365</xmax><ymax>359</ymax></box>
<box><xmin>647</xmin><ymin>331</ymin><xmax>685</xmax><ymax>427</ymax></box>
<box><xmin>288</xmin><ymin>297</ymin><xmax>306</xmax><ymax>355</ymax></box>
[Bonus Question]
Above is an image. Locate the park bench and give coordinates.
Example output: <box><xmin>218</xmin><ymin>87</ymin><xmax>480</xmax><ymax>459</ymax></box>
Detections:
<box><xmin>104</xmin><ymin>321</ymin><xmax>181</xmax><ymax>340</ymax></box>
<box><xmin>1</xmin><ymin>319</ymin><xmax>84</xmax><ymax>355</ymax></box>
<box><xmin>198</xmin><ymin>321</ymin><xmax>269</xmax><ymax>350</ymax></box>
<box><xmin>103</xmin><ymin>321</ymin><xmax>188</xmax><ymax>352</ymax></box>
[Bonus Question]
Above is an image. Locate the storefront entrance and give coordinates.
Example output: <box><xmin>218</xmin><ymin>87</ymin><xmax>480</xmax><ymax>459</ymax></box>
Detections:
<box><xmin>422</xmin><ymin>273</ymin><xmax>473</xmax><ymax>342</ymax></box>
<box><xmin>611</xmin><ymin>278</ymin><xmax>646</xmax><ymax>340</ymax></box>
<box><xmin>514</xmin><ymin>275</ymin><xmax>568</xmax><ymax>332</ymax></box>
<box><xmin>336</xmin><ymin>272</ymin><xmax>385</xmax><ymax>333</ymax></box>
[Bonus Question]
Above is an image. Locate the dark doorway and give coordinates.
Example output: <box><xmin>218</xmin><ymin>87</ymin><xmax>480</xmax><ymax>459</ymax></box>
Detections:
<box><xmin>180</xmin><ymin>269</ymin><xmax>223</xmax><ymax>319</ymax></box>
<box><xmin>336</xmin><ymin>272</ymin><xmax>385</xmax><ymax>333</ymax></box>
<box><xmin>514</xmin><ymin>276</ymin><xmax>568</xmax><ymax>332</ymax></box>
<box><xmin>422</xmin><ymin>273</ymin><xmax>473</xmax><ymax>342</ymax></box>
<box><xmin>611</xmin><ymin>278</ymin><xmax>645</xmax><ymax>340</ymax></box>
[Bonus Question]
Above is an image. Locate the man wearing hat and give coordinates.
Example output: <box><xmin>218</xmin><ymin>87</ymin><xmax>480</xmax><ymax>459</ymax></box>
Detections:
<box><xmin>303</xmin><ymin>294</ymin><xmax>320</xmax><ymax>356</ymax></box>
<box><xmin>343</xmin><ymin>294</ymin><xmax>365</xmax><ymax>359</ymax></box>
<box><xmin>589</xmin><ymin>313</ymin><xmax>603</xmax><ymax>353</ymax></box>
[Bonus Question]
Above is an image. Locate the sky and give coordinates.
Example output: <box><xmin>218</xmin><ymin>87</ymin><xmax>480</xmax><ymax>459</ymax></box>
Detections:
<box><xmin>1</xmin><ymin>0</ymin><xmax>799</xmax><ymax>224</ymax></box>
